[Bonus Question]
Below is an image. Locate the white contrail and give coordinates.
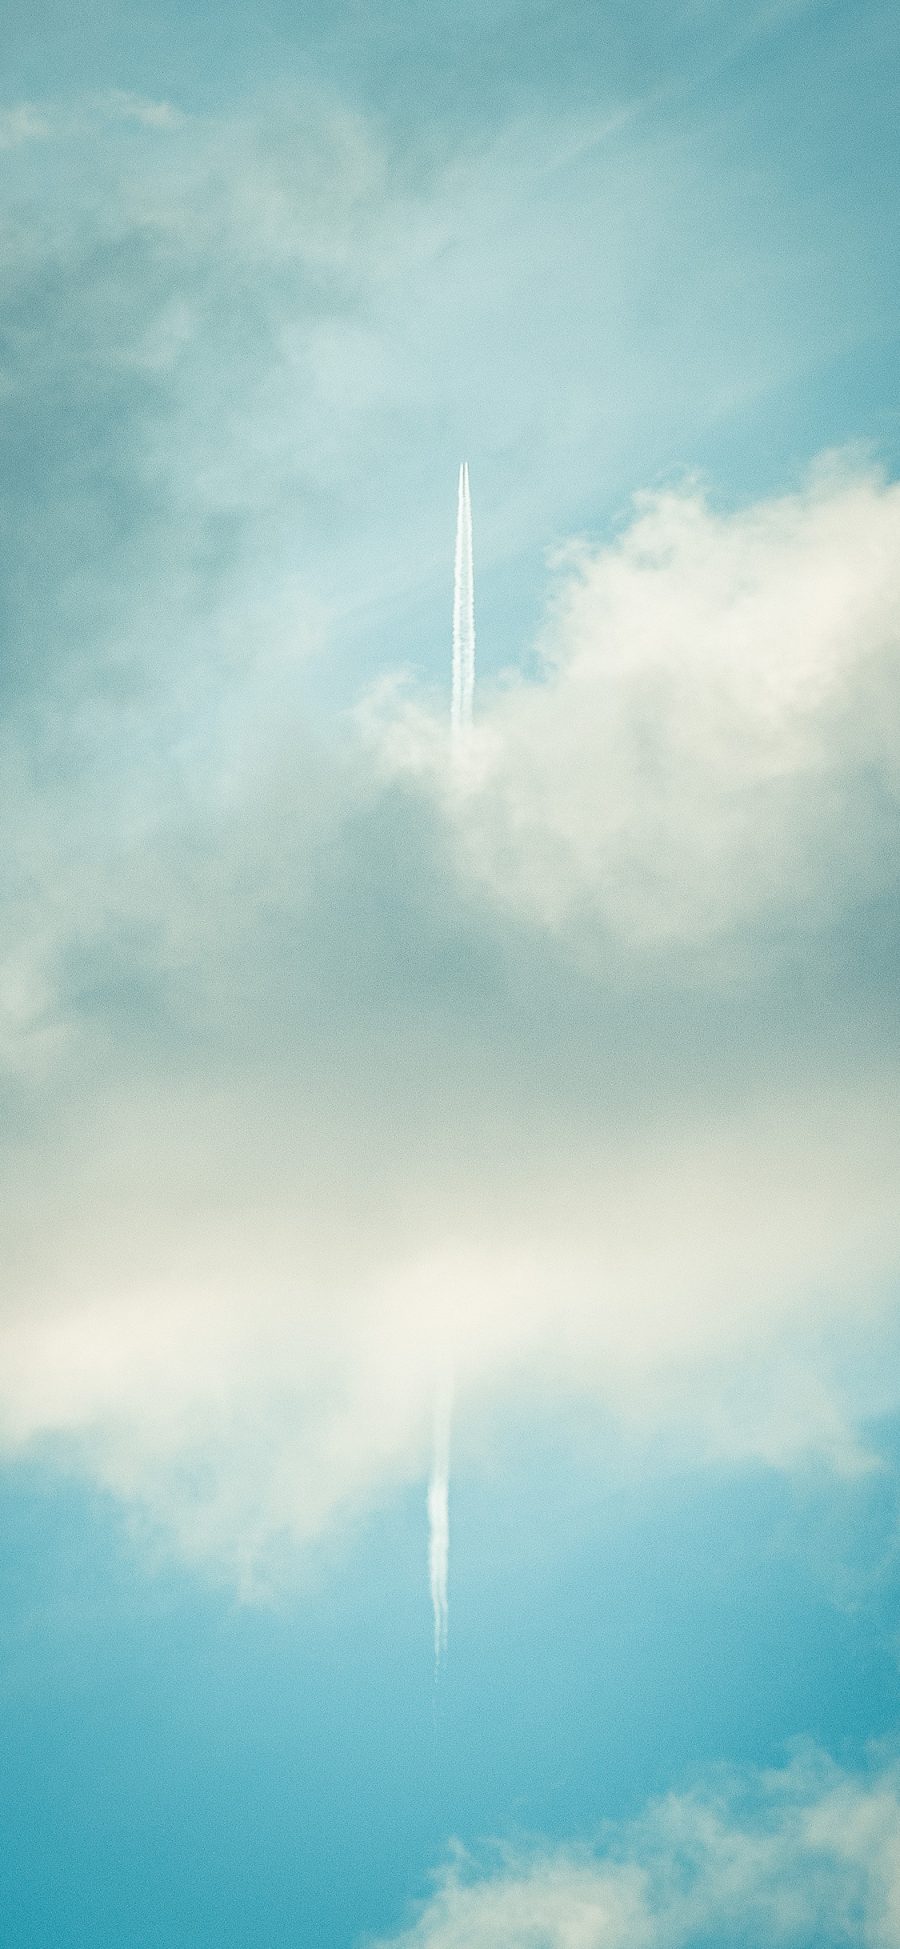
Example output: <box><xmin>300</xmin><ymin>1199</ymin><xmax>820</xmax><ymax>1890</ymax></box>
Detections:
<box><xmin>451</xmin><ymin>461</ymin><xmax>475</xmax><ymax>750</ymax></box>
<box><xmin>428</xmin><ymin>1375</ymin><xmax>453</xmax><ymax>1671</ymax></box>
<box><xmin>428</xmin><ymin>463</ymin><xmax>470</xmax><ymax>1671</ymax></box>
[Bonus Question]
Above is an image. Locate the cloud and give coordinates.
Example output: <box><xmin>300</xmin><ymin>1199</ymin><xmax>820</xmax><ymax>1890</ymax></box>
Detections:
<box><xmin>2</xmin><ymin>88</ymin><xmax>900</xmax><ymax>1580</ymax></box>
<box><xmin>100</xmin><ymin>91</ymin><xmax>185</xmax><ymax>130</ymax></box>
<box><xmin>379</xmin><ymin>458</ymin><xmax>900</xmax><ymax>951</ymax></box>
<box><xmin>0</xmin><ymin>104</ymin><xmax>49</xmax><ymax>149</ymax></box>
<box><xmin>0</xmin><ymin>70</ymin><xmax>886</xmax><ymax>731</ymax></box>
<box><xmin>374</xmin><ymin>1750</ymin><xmax>900</xmax><ymax>1949</ymax></box>
<box><xmin>5</xmin><ymin>454</ymin><xmax>900</xmax><ymax>1575</ymax></box>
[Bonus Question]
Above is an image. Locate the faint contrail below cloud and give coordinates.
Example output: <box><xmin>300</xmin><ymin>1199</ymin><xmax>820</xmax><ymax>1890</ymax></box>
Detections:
<box><xmin>428</xmin><ymin>1374</ymin><xmax>453</xmax><ymax>1671</ymax></box>
<box><xmin>451</xmin><ymin>461</ymin><xmax>475</xmax><ymax>750</ymax></box>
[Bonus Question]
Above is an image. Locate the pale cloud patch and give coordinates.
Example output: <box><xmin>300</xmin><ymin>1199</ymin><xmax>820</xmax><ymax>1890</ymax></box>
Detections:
<box><xmin>375</xmin><ymin>1751</ymin><xmax>900</xmax><ymax>1949</ymax></box>
<box><xmin>1</xmin><ymin>80</ymin><xmax>899</xmax><ymax>1577</ymax></box>
<box><xmin>0</xmin><ymin>988</ymin><xmax>897</xmax><ymax>1578</ymax></box>
<box><xmin>1</xmin><ymin>456</ymin><xmax>900</xmax><ymax>1575</ymax></box>
<box><xmin>0</xmin><ymin>103</ymin><xmax>49</xmax><ymax>149</ymax></box>
<box><xmin>101</xmin><ymin>90</ymin><xmax>185</xmax><ymax>130</ymax></box>
<box><xmin>379</xmin><ymin>458</ymin><xmax>900</xmax><ymax>951</ymax></box>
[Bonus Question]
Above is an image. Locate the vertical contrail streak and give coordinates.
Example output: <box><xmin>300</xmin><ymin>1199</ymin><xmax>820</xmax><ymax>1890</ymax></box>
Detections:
<box><xmin>451</xmin><ymin>461</ymin><xmax>475</xmax><ymax>749</ymax></box>
<box><xmin>428</xmin><ymin>463</ymin><xmax>470</xmax><ymax>1672</ymax></box>
<box><xmin>428</xmin><ymin>1375</ymin><xmax>453</xmax><ymax>1671</ymax></box>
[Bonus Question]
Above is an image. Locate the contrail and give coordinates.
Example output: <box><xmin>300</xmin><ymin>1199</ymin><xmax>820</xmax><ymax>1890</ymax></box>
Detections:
<box><xmin>451</xmin><ymin>461</ymin><xmax>475</xmax><ymax>749</ymax></box>
<box><xmin>428</xmin><ymin>1375</ymin><xmax>453</xmax><ymax>1671</ymax></box>
<box><xmin>427</xmin><ymin>463</ymin><xmax>471</xmax><ymax>1673</ymax></box>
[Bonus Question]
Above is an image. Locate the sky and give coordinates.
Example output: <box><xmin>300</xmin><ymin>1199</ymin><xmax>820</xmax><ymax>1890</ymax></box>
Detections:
<box><xmin>2</xmin><ymin>2</ymin><xmax>900</xmax><ymax>1945</ymax></box>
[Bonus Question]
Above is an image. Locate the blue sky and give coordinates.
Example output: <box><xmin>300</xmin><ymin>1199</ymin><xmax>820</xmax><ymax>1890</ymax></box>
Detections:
<box><xmin>5</xmin><ymin>1437</ymin><xmax>900</xmax><ymax>1947</ymax></box>
<box><xmin>2</xmin><ymin>3</ymin><xmax>900</xmax><ymax>1947</ymax></box>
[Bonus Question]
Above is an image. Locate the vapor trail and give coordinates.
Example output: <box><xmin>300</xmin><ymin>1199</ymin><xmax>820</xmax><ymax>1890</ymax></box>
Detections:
<box><xmin>428</xmin><ymin>1376</ymin><xmax>453</xmax><ymax>1671</ymax></box>
<box><xmin>429</xmin><ymin>461</ymin><xmax>469</xmax><ymax>1671</ymax></box>
<box><xmin>451</xmin><ymin>462</ymin><xmax>475</xmax><ymax>749</ymax></box>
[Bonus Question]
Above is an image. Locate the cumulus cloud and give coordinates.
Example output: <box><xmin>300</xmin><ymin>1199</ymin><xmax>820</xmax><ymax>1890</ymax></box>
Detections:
<box><xmin>380</xmin><ymin>459</ymin><xmax>900</xmax><ymax>950</ymax></box>
<box><xmin>375</xmin><ymin>1750</ymin><xmax>900</xmax><ymax>1949</ymax></box>
<box><xmin>3</xmin><ymin>458</ymin><xmax>900</xmax><ymax>1574</ymax></box>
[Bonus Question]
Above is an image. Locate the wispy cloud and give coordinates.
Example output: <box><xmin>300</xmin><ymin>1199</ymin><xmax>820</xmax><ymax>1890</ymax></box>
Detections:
<box><xmin>375</xmin><ymin>1749</ymin><xmax>900</xmax><ymax>1949</ymax></box>
<box><xmin>0</xmin><ymin>103</ymin><xmax>49</xmax><ymax>149</ymax></box>
<box><xmin>100</xmin><ymin>90</ymin><xmax>185</xmax><ymax>129</ymax></box>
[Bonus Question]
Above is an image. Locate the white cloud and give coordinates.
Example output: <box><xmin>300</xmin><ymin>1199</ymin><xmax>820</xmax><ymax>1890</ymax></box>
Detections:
<box><xmin>2</xmin><ymin>78</ymin><xmax>900</xmax><ymax>1575</ymax></box>
<box><xmin>0</xmin><ymin>943</ymin><xmax>897</xmax><ymax>1580</ymax></box>
<box><xmin>1</xmin><ymin>457</ymin><xmax>900</xmax><ymax>1576</ymax></box>
<box><xmin>380</xmin><ymin>459</ymin><xmax>900</xmax><ymax>950</ymax></box>
<box><xmin>101</xmin><ymin>90</ymin><xmax>185</xmax><ymax>130</ymax></box>
<box><xmin>374</xmin><ymin>1751</ymin><xmax>900</xmax><ymax>1949</ymax></box>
